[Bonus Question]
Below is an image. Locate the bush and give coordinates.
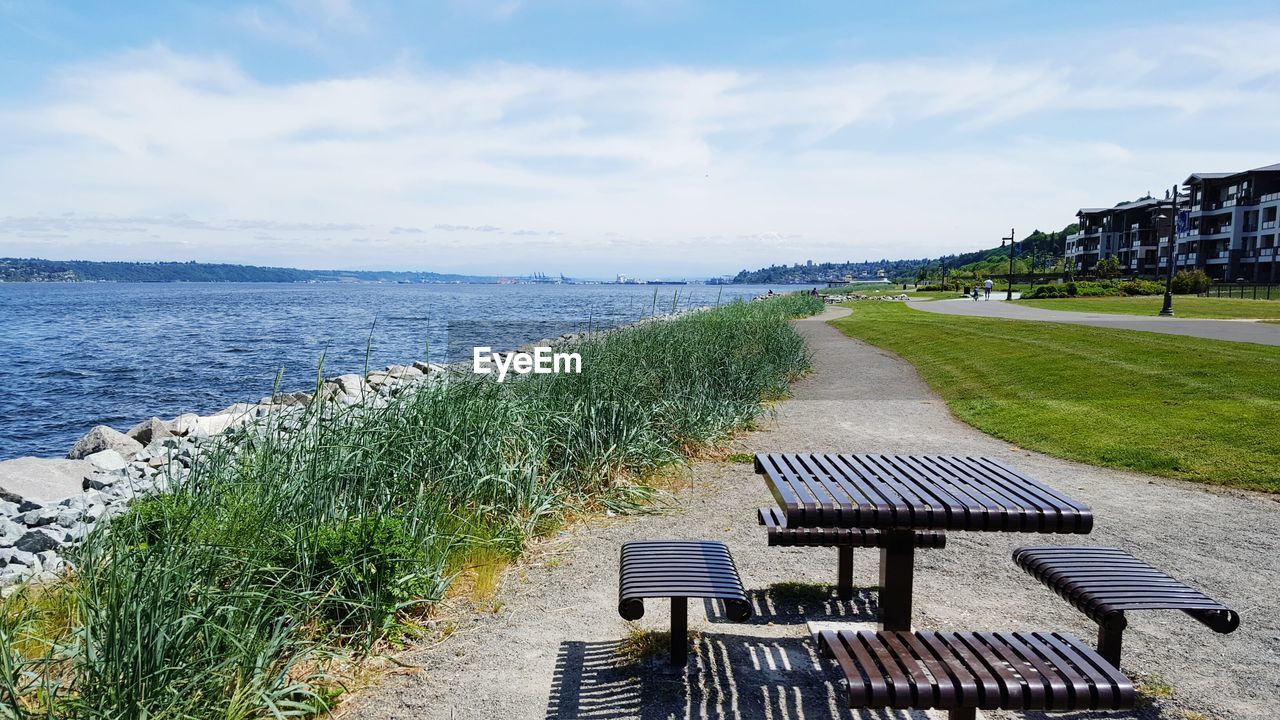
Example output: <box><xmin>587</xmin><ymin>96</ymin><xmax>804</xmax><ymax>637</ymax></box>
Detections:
<box><xmin>1171</xmin><ymin>269</ymin><xmax>1211</xmax><ymax>295</ymax></box>
<box><xmin>1026</xmin><ymin>285</ymin><xmax>1068</xmax><ymax>299</ymax></box>
<box><xmin>309</xmin><ymin>516</ymin><xmax>436</xmax><ymax>636</ymax></box>
<box><xmin>1070</xmin><ymin>281</ymin><xmax>1123</xmax><ymax>297</ymax></box>
<box><xmin>1118</xmin><ymin>279</ymin><xmax>1166</xmax><ymax>296</ymax></box>
<box><xmin>1095</xmin><ymin>256</ymin><xmax>1122</xmax><ymax>279</ymax></box>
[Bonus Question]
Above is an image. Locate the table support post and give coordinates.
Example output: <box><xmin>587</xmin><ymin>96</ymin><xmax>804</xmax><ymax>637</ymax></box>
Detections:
<box><xmin>879</xmin><ymin>529</ymin><xmax>916</xmax><ymax>631</ymax></box>
<box><xmin>837</xmin><ymin>546</ymin><xmax>854</xmax><ymax>601</ymax></box>
<box><xmin>670</xmin><ymin>596</ymin><xmax>688</xmax><ymax>667</ymax></box>
<box><xmin>947</xmin><ymin>709</ymin><xmax>977</xmax><ymax>720</ymax></box>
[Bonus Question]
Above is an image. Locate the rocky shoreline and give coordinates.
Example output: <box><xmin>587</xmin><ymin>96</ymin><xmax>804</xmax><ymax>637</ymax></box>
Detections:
<box><xmin>0</xmin><ymin>360</ymin><xmax>456</xmax><ymax>589</ymax></box>
<box><xmin>0</xmin><ymin>310</ymin><xmax>710</xmax><ymax>591</ymax></box>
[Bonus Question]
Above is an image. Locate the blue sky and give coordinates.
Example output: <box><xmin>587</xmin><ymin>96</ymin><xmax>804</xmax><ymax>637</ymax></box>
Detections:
<box><xmin>2</xmin><ymin>1</ymin><xmax>1279</xmax><ymax>277</ymax></box>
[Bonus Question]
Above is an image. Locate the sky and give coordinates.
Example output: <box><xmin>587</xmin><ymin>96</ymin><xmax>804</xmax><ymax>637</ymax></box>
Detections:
<box><xmin>2</xmin><ymin>1</ymin><xmax>1279</xmax><ymax>278</ymax></box>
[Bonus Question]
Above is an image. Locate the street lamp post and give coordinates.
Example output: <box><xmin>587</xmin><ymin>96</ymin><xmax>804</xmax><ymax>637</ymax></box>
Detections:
<box><xmin>1160</xmin><ymin>185</ymin><xmax>1179</xmax><ymax>316</ymax></box>
<box><xmin>1004</xmin><ymin>228</ymin><xmax>1016</xmax><ymax>300</ymax></box>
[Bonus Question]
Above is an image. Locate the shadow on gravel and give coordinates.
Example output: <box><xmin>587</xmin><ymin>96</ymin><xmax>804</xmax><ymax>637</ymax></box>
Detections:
<box><xmin>702</xmin><ymin>586</ymin><xmax>878</xmax><ymax>625</ymax></box>
<box><xmin>544</xmin><ymin>634</ymin><xmax>927</xmax><ymax>720</ymax></box>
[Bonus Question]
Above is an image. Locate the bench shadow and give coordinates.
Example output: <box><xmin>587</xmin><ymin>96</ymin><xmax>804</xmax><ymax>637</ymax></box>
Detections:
<box><xmin>544</xmin><ymin>634</ymin><xmax>925</xmax><ymax>720</ymax></box>
<box><xmin>544</xmin><ymin>635</ymin><xmax>1180</xmax><ymax>720</ymax></box>
<box><xmin>703</xmin><ymin>586</ymin><xmax>878</xmax><ymax>625</ymax></box>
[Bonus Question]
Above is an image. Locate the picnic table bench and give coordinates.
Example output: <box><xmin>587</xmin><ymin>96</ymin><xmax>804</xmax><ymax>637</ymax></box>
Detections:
<box><xmin>617</xmin><ymin>540</ymin><xmax>751</xmax><ymax>667</ymax></box>
<box><xmin>1014</xmin><ymin>546</ymin><xmax>1240</xmax><ymax>665</ymax></box>
<box><xmin>757</xmin><ymin>506</ymin><xmax>946</xmax><ymax>600</ymax></box>
<box><xmin>755</xmin><ymin>453</ymin><xmax>1092</xmax><ymax>629</ymax></box>
<box><xmin>817</xmin><ymin>628</ymin><xmax>1135</xmax><ymax>720</ymax></box>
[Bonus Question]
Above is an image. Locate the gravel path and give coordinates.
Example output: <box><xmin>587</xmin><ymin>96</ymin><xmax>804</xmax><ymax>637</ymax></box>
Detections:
<box><xmin>342</xmin><ymin>306</ymin><xmax>1279</xmax><ymax>720</ymax></box>
<box><xmin>915</xmin><ymin>297</ymin><xmax>1280</xmax><ymax>346</ymax></box>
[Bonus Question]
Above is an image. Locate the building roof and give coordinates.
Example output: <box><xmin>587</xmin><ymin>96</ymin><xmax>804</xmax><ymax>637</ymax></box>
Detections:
<box><xmin>1076</xmin><ymin>207</ymin><xmax>1109</xmax><ymax>216</ymax></box>
<box><xmin>1183</xmin><ymin>161</ymin><xmax>1280</xmax><ymax>185</ymax></box>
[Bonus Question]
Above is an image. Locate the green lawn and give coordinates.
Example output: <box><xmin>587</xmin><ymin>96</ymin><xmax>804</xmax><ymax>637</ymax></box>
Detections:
<box><xmin>829</xmin><ymin>302</ymin><xmax>1280</xmax><ymax>492</ymax></box>
<box><xmin>1018</xmin><ymin>295</ymin><xmax>1280</xmax><ymax>319</ymax></box>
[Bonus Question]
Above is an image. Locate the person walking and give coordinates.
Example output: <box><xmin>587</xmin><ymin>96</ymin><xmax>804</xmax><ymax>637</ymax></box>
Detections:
<box><xmin>983</xmin><ymin>277</ymin><xmax>993</xmax><ymax>300</ymax></box>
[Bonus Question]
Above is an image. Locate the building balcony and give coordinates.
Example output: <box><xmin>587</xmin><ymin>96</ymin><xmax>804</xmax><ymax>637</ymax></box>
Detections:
<box><xmin>1261</xmin><ymin>248</ymin><xmax>1276</xmax><ymax>258</ymax></box>
<box><xmin>1261</xmin><ymin>191</ymin><xmax>1280</xmax><ymax>203</ymax></box>
<box><xmin>1263</xmin><ymin>220</ymin><xmax>1277</xmax><ymax>230</ymax></box>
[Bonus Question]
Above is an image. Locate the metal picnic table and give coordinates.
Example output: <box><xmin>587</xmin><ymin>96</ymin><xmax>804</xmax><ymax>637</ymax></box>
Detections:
<box><xmin>754</xmin><ymin>453</ymin><xmax>1093</xmax><ymax>630</ymax></box>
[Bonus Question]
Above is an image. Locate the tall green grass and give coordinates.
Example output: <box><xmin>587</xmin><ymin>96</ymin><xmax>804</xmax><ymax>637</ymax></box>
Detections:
<box><xmin>0</xmin><ymin>294</ymin><xmax>822</xmax><ymax>719</ymax></box>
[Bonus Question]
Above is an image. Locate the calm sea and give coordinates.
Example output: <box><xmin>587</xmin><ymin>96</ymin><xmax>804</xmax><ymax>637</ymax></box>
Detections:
<box><xmin>0</xmin><ymin>282</ymin><xmax>784</xmax><ymax>459</ymax></box>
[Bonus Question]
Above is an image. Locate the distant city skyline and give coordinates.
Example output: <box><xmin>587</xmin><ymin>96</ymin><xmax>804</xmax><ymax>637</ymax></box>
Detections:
<box><xmin>2</xmin><ymin>1</ymin><xmax>1279</xmax><ymax>276</ymax></box>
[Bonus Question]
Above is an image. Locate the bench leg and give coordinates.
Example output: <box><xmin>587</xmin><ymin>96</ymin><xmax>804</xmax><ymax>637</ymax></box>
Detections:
<box><xmin>947</xmin><ymin>709</ymin><xmax>976</xmax><ymax>720</ymax></box>
<box><xmin>1097</xmin><ymin>613</ymin><xmax>1126</xmax><ymax>668</ymax></box>
<box><xmin>879</xmin><ymin>529</ymin><xmax>916</xmax><ymax>631</ymax></box>
<box><xmin>670</xmin><ymin>596</ymin><xmax>688</xmax><ymax>667</ymax></box>
<box><xmin>837</xmin><ymin>546</ymin><xmax>854</xmax><ymax>601</ymax></box>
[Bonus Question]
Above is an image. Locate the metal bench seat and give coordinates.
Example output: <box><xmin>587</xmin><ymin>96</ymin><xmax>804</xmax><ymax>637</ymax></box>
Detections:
<box><xmin>618</xmin><ymin>540</ymin><xmax>751</xmax><ymax>666</ymax></box>
<box><xmin>1013</xmin><ymin>546</ymin><xmax>1239</xmax><ymax>666</ymax></box>
<box><xmin>817</xmin><ymin>629</ymin><xmax>1135</xmax><ymax>720</ymax></box>
<box><xmin>757</xmin><ymin>507</ymin><xmax>947</xmax><ymax>548</ymax></box>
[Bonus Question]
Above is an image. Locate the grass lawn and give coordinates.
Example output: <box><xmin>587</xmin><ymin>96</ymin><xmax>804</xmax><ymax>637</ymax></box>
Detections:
<box><xmin>1018</xmin><ymin>295</ymin><xmax>1280</xmax><ymax>319</ymax></box>
<box><xmin>829</xmin><ymin>302</ymin><xmax>1280</xmax><ymax>492</ymax></box>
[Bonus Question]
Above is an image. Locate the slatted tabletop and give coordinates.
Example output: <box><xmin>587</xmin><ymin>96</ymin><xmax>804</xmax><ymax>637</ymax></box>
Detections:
<box><xmin>818</xmin><ymin>629</ymin><xmax>1134</xmax><ymax>714</ymax></box>
<box><xmin>755</xmin><ymin>453</ymin><xmax>1092</xmax><ymax>533</ymax></box>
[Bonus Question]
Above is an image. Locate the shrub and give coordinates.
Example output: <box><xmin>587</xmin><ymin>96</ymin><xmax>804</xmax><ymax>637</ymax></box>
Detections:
<box><xmin>1118</xmin><ymin>279</ymin><xmax>1166</xmax><ymax>296</ymax></box>
<box><xmin>308</xmin><ymin>516</ymin><xmax>436</xmax><ymax>636</ymax></box>
<box><xmin>1026</xmin><ymin>285</ymin><xmax>1067</xmax><ymax>299</ymax></box>
<box><xmin>1171</xmin><ymin>269</ymin><xmax>1211</xmax><ymax>295</ymax></box>
<box><xmin>1095</xmin><ymin>256</ymin><xmax>1122</xmax><ymax>279</ymax></box>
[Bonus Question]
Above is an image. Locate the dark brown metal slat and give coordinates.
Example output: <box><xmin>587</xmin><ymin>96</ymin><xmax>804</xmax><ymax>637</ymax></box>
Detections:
<box><xmin>818</xmin><ymin>630</ymin><xmax>1135</xmax><ymax>713</ymax></box>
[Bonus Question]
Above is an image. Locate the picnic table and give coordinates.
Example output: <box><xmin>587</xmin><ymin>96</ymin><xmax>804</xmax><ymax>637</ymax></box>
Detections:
<box><xmin>754</xmin><ymin>453</ymin><xmax>1093</xmax><ymax>630</ymax></box>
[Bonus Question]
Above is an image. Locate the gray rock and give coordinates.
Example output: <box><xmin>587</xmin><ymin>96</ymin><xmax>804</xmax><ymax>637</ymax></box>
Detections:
<box><xmin>14</xmin><ymin>530</ymin><xmax>61</xmax><ymax>554</ymax></box>
<box><xmin>55</xmin><ymin>508</ymin><xmax>82</xmax><ymax>528</ymax></box>
<box><xmin>21</xmin><ymin>507</ymin><xmax>58</xmax><ymax>527</ymax></box>
<box><xmin>84</xmin><ymin>473</ymin><xmax>121</xmax><ymax>492</ymax></box>
<box><xmin>0</xmin><ymin>456</ymin><xmax>97</xmax><ymax>503</ymax></box>
<box><xmin>0</xmin><ymin>501</ymin><xmax>18</xmax><ymax>517</ymax></box>
<box><xmin>85</xmin><ymin>449</ymin><xmax>129</xmax><ymax>472</ymax></box>
<box><xmin>168</xmin><ymin>413</ymin><xmax>201</xmax><ymax>436</ymax></box>
<box><xmin>334</xmin><ymin>374</ymin><xmax>367</xmax><ymax>396</ymax></box>
<box><xmin>67</xmin><ymin>425</ymin><xmax>143</xmax><ymax>461</ymax></box>
<box><xmin>0</xmin><ymin>517</ymin><xmax>24</xmax><ymax>541</ymax></box>
<box><xmin>126</xmin><ymin>417</ymin><xmax>173</xmax><ymax>445</ymax></box>
<box><xmin>36</xmin><ymin>551</ymin><xmax>61</xmax><ymax>574</ymax></box>
<box><xmin>4</xmin><ymin>550</ymin><xmax>35</xmax><ymax>568</ymax></box>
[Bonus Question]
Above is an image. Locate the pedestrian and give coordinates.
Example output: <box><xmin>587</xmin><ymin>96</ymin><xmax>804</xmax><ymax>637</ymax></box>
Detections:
<box><xmin>972</xmin><ymin>285</ymin><xmax>980</xmax><ymax>301</ymax></box>
<box><xmin>983</xmin><ymin>277</ymin><xmax>993</xmax><ymax>300</ymax></box>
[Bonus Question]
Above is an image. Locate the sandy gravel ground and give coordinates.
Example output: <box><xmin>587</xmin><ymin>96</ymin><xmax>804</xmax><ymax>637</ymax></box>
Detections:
<box><xmin>342</xmin><ymin>306</ymin><xmax>1279</xmax><ymax>720</ymax></box>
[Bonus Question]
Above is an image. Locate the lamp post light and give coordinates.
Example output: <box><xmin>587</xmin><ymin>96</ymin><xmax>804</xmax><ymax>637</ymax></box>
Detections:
<box><xmin>1003</xmin><ymin>228</ymin><xmax>1016</xmax><ymax>300</ymax></box>
<box><xmin>1160</xmin><ymin>185</ymin><xmax>1179</xmax><ymax>316</ymax></box>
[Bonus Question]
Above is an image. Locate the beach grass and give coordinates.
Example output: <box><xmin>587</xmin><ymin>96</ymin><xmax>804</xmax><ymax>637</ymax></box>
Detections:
<box><xmin>0</xmin><ymin>293</ymin><xmax>823</xmax><ymax>718</ymax></box>
<box><xmin>829</xmin><ymin>301</ymin><xmax>1280</xmax><ymax>492</ymax></box>
<box><xmin>1017</xmin><ymin>295</ymin><xmax>1280</xmax><ymax>319</ymax></box>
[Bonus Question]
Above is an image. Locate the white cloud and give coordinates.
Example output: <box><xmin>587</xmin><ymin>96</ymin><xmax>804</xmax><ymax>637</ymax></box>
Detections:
<box><xmin>1</xmin><ymin>21</ymin><xmax>1279</xmax><ymax>275</ymax></box>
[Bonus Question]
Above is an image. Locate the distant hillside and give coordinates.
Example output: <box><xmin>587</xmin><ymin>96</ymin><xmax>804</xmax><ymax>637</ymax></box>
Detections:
<box><xmin>730</xmin><ymin>224</ymin><xmax>1078</xmax><ymax>283</ymax></box>
<box><xmin>0</xmin><ymin>258</ymin><xmax>495</xmax><ymax>283</ymax></box>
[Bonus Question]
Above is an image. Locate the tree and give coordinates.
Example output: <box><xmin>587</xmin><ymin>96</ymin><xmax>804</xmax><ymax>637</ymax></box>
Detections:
<box><xmin>1095</xmin><ymin>256</ymin><xmax>1121</xmax><ymax>279</ymax></box>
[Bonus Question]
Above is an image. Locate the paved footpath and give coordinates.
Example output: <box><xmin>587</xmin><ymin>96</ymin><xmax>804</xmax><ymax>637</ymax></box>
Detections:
<box><xmin>345</xmin><ymin>306</ymin><xmax>1279</xmax><ymax>720</ymax></box>
<box><xmin>914</xmin><ymin>296</ymin><xmax>1280</xmax><ymax>345</ymax></box>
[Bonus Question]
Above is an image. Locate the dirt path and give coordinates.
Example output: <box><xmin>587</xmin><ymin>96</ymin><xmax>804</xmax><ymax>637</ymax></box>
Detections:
<box><xmin>343</xmin><ymin>306</ymin><xmax>1279</xmax><ymax>720</ymax></box>
<box><xmin>915</xmin><ymin>297</ymin><xmax>1280</xmax><ymax>346</ymax></box>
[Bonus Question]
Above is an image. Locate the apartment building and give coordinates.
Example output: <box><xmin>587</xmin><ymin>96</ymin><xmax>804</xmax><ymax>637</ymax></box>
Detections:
<box><xmin>1066</xmin><ymin>197</ymin><xmax>1167</xmax><ymax>277</ymax></box>
<box><xmin>1181</xmin><ymin>163</ymin><xmax>1280</xmax><ymax>282</ymax></box>
<box><xmin>1065</xmin><ymin>162</ymin><xmax>1280</xmax><ymax>281</ymax></box>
